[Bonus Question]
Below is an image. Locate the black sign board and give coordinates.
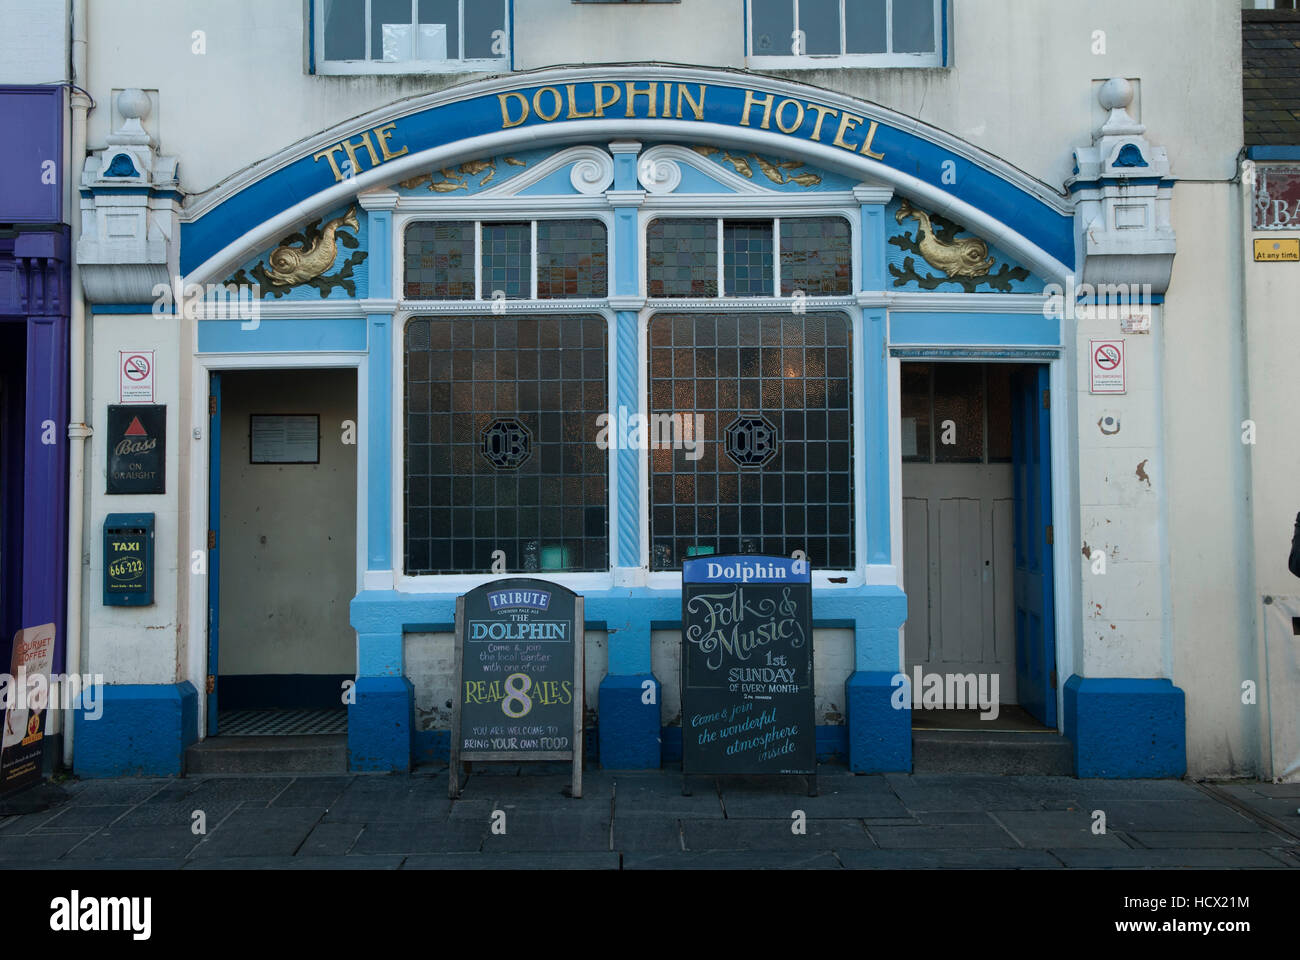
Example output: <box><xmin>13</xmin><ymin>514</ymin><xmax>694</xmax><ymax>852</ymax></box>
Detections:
<box><xmin>106</xmin><ymin>404</ymin><xmax>166</xmax><ymax>494</ymax></box>
<box><xmin>681</xmin><ymin>555</ymin><xmax>816</xmax><ymax>780</ymax></box>
<box><xmin>450</xmin><ymin>578</ymin><xmax>584</xmax><ymax>798</ymax></box>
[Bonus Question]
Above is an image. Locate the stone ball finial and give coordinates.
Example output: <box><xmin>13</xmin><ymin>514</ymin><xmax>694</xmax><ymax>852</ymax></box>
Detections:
<box><xmin>117</xmin><ymin>88</ymin><xmax>152</xmax><ymax>122</ymax></box>
<box><xmin>1098</xmin><ymin>78</ymin><xmax>1134</xmax><ymax>112</ymax></box>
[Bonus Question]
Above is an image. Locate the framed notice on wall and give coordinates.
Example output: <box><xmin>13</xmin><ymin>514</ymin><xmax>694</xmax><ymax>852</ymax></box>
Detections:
<box><xmin>250</xmin><ymin>415</ymin><xmax>320</xmax><ymax>464</ymax></box>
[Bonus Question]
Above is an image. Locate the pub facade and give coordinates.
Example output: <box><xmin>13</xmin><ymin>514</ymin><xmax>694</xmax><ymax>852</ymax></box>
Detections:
<box><xmin>64</xmin><ymin>0</ymin><xmax>1282</xmax><ymax>781</ymax></box>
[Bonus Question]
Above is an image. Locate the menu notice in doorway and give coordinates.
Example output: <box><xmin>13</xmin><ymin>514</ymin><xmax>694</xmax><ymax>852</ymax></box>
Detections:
<box><xmin>449</xmin><ymin>578</ymin><xmax>584</xmax><ymax>799</ymax></box>
<box><xmin>250</xmin><ymin>414</ymin><xmax>320</xmax><ymax>464</ymax></box>
<box><xmin>681</xmin><ymin>556</ymin><xmax>816</xmax><ymax>776</ymax></box>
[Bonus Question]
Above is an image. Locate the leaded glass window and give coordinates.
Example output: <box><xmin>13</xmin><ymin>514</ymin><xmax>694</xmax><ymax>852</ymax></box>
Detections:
<box><xmin>900</xmin><ymin>362</ymin><xmax>1017</xmax><ymax>464</ymax></box>
<box><xmin>647</xmin><ymin>218</ymin><xmax>718</xmax><ymax>297</ymax></box>
<box><xmin>648</xmin><ymin>312</ymin><xmax>855</xmax><ymax>570</ymax></box>
<box><xmin>646</xmin><ymin>216</ymin><xmax>852</xmax><ymax>299</ymax></box>
<box><xmin>404</xmin><ymin>221</ymin><xmax>475</xmax><ymax>299</ymax></box>
<box><xmin>404</xmin><ymin>315</ymin><xmax>609</xmax><ymax>575</ymax></box>
<box><xmin>481</xmin><ymin>222</ymin><xmax>531</xmax><ymax>300</ymax></box>
<box><xmin>403</xmin><ymin>219</ymin><xmax>607</xmax><ymax>301</ymax></box>
<box><xmin>723</xmin><ymin>221</ymin><xmax>774</xmax><ymax>297</ymax></box>
<box><xmin>536</xmin><ymin>220</ymin><xmax>608</xmax><ymax>298</ymax></box>
<box><xmin>781</xmin><ymin>216</ymin><xmax>852</xmax><ymax>295</ymax></box>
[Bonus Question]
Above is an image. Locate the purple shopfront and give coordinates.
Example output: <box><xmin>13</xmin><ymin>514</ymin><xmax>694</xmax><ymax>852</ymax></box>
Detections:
<box><xmin>0</xmin><ymin>85</ymin><xmax>71</xmax><ymax>781</ymax></box>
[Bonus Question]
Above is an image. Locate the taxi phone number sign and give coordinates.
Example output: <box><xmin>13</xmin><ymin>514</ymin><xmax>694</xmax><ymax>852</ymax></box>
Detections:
<box><xmin>1090</xmin><ymin>339</ymin><xmax>1125</xmax><ymax>395</ymax></box>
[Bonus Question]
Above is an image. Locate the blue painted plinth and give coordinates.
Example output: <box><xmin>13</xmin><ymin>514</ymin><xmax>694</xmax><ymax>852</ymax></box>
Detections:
<box><xmin>846</xmin><ymin>671</ymin><xmax>911</xmax><ymax>773</ymax></box>
<box><xmin>349</xmin><ymin>675</ymin><xmax>414</xmax><ymax>772</ymax></box>
<box><xmin>1064</xmin><ymin>675</ymin><xmax>1186</xmax><ymax>778</ymax></box>
<box><xmin>598</xmin><ymin>674</ymin><xmax>660</xmax><ymax>769</ymax></box>
<box><xmin>73</xmin><ymin>682</ymin><xmax>198</xmax><ymax>778</ymax></box>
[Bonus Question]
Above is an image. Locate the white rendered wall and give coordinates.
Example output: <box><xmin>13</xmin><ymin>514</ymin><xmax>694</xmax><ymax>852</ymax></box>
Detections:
<box><xmin>85</xmin><ymin>313</ymin><xmax>183</xmax><ymax>685</ymax></box>
<box><xmin>0</xmin><ymin>0</ymin><xmax>68</xmax><ymax>85</ymax></box>
<box><xmin>1242</xmin><ymin>169</ymin><xmax>1300</xmax><ymax>781</ymax></box>
<box><xmin>82</xmin><ymin>1</ymin><xmax>1242</xmax><ymax>195</ymax></box>
<box><xmin>1163</xmin><ymin>183</ymin><xmax>1257</xmax><ymax>778</ymax></box>
<box><xmin>1074</xmin><ymin>311</ymin><xmax>1166</xmax><ymax>681</ymax></box>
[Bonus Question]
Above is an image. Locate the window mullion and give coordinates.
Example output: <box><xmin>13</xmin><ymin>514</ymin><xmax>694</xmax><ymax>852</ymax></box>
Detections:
<box><xmin>459</xmin><ymin>0</ymin><xmax>465</xmax><ymax>60</ymax></box>
<box><xmin>792</xmin><ymin>0</ymin><xmax>800</xmax><ymax>54</ymax></box>
<box><xmin>474</xmin><ymin>221</ymin><xmax>483</xmax><ymax>300</ymax></box>
<box><xmin>410</xmin><ymin>0</ymin><xmax>418</xmax><ymax>60</ymax></box>
<box><xmin>365</xmin><ymin>0</ymin><xmax>373</xmax><ymax>61</ymax></box>
<box><xmin>530</xmin><ymin>220</ymin><xmax>539</xmax><ymax>300</ymax></box>
<box><xmin>716</xmin><ymin>219</ymin><xmax>725</xmax><ymax>297</ymax></box>
<box><xmin>885</xmin><ymin>0</ymin><xmax>894</xmax><ymax>55</ymax></box>
<box><xmin>773</xmin><ymin>218</ymin><xmax>782</xmax><ymax>297</ymax></box>
<box><xmin>839</xmin><ymin>0</ymin><xmax>847</xmax><ymax>55</ymax></box>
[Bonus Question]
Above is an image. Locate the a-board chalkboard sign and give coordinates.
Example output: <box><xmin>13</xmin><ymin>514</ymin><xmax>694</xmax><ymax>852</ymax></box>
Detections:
<box><xmin>450</xmin><ymin>578</ymin><xmax>584</xmax><ymax>799</ymax></box>
<box><xmin>681</xmin><ymin>555</ymin><xmax>816</xmax><ymax>783</ymax></box>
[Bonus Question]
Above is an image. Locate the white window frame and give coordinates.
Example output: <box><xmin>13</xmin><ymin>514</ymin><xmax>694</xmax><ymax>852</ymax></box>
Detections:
<box><xmin>393</xmin><ymin>207</ymin><xmax>618</xmax><ymax>592</ymax></box>
<box><xmin>314</xmin><ymin>0</ymin><xmax>509</xmax><ymax>75</ymax></box>
<box><xmin>642</xmin><ymin>213</ymin><xmax>857</xmax><ymax>301</ymax></box>
<box><xmin>636</xmin><ymin>204</ymin><xmax>867</xmax><ymax>588</ymax></box>
<box><xmin>746</xmin><ymin>0</ymin><xmax>944</xmax><ymax>69</ymax></box>
<box><xmin>400</xmin><ymin>216</ymin><xmax>611</xmax><ymax>302</ymax></box>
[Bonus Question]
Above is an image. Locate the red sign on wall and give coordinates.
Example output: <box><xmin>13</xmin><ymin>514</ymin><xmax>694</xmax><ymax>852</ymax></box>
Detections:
<box><xmin>1253</xmin><ymin>165</ymin><xmax>1300</xmax><ymax>230</ymax></box>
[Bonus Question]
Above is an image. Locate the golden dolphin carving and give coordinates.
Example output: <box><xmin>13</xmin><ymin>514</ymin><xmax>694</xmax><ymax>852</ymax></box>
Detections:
<box><xmin>266</xmin><ymin>206</ymin><xmax>359</xmax><ymax>287</ymax></box>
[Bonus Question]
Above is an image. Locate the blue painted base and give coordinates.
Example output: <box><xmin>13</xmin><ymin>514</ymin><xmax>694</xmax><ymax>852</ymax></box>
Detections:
<box><xmin>348</xmin><ymin>676</ymin><xmax>414</xmax><ymax>772</ymax></box>
<box><xmin>597</xmin><ymin>674</ymin><xmax>660</xmax><ymax>769</ymax></box>
<box><xmin>1063</xmin><ymin>676</ymin><xmax>1186</xmax><ymax>778</ymax></box>
<box><xmin>845</xmin><ymin>671</ymin><xmax>912</xmax><ymax>773</ymax></box>
<box><xmin>73</xmin><ymin>683</ymin><xmax>198</xmax><ymax>778</ymax></box>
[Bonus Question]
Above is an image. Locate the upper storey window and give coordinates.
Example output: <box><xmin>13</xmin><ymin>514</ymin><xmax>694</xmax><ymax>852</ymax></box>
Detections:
<box><xmin>315</xmin><ymin>0</ymin><xmax>509</xmax><ymax>74</ymax></box>
<box><xmin>747</xmin><ymin>0</ymin><xmax>943</xmax><ymax>68</ymax></box>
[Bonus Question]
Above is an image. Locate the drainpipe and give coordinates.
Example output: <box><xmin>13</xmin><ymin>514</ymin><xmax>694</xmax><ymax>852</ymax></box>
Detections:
<box><xmin>64</xmin><ymin>0</ymin><xmax>90</xmax><ymax>767</ymax></box>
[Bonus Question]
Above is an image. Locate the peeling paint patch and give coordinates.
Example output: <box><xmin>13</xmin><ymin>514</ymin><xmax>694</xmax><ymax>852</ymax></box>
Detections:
<box><xmin>1082</xmin><ymin>542</ymin><xmax>1091</xmax><ymax>558</ymax></box>
<box><xmin>1136</xmin><ymin>459</ymin><xmax>1151</xmax><ymax>486</ymax></box>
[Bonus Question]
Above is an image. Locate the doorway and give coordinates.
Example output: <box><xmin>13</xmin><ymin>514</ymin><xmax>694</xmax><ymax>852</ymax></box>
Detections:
<box><xmin>900</xmin><ymin>361</ymin><xmax>1057</xmax><ymax>731</ymax></box>
<box><xmin>207</xmin><ymin>368</ymin><xmax>357</xmax><ymax>737</ymax></box>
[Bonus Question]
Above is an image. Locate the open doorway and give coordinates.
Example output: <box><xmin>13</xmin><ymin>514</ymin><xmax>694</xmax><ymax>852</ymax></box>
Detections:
<box><xmin>207</xmin><ymin>368</ymin><xmax>357</xmax><ymax>738</ymax></box>
<box><xmin>900</xmin><ymin>361</ymin><xmax>1057</xmax><ymax>733</ymax></box>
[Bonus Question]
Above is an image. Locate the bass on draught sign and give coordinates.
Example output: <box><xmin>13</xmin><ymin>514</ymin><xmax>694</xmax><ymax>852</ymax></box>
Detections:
<box><xmin>681</xmin><ymin>555</ymin><xmax>817</xmax><ymax>793</ymax></box>
<box><xmin>450</xmin><ymin>578</ymin><xmax>584</xmax><ymax>799</ymax></box>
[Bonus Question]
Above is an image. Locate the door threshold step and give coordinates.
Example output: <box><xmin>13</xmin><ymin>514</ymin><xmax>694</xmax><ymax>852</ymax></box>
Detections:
<box><xmin>912</xmin><ymin>730</ymin><xmax>1073</xmax><ymax>776</ymax></box>
<box><xmin>184</xmin><ymin>734</ymin><xmax>348</xmax><ymax>775</ymax></box>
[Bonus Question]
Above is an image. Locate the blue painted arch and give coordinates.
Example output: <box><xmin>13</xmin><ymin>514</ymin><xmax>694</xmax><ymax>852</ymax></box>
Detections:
<box><xmin>179</xmin><ymin>66</ymin><xmax>1075</xmax><ymax>285</ymax></box>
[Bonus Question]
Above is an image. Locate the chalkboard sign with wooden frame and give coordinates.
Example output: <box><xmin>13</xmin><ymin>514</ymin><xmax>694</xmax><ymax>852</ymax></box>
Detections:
<box><xmin>450</xmin><ymin>578</ymin><xmax>584</xmax><ymax>799</ymax></box>
<box><xmin>681</xmin><ymin>555</ymin><xmax>816</xmax><ymax>791</ymax></box>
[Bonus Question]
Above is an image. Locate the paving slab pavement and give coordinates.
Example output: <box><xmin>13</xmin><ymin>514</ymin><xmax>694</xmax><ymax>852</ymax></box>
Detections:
<box><xmin>0</xmin><ymin>764</ymin><xmax>1294</xmax><ymax>869</ymax></box>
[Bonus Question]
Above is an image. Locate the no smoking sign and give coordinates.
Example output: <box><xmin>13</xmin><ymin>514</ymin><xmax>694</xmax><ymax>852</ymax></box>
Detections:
<box><xmin>119</xmin><ymin>350</ymin><xmax>155</xmax><ymax>403</ymax></box>
<box><xmin>1089</xmin><ymin>339</ymin><xmax>1125</xmax><ymax>395</ymax></box>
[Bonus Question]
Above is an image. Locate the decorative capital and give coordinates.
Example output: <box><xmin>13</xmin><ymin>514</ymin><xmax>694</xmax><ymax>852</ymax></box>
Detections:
<box><xmin>853</xmin><ymin>184</ymin><xmax>894</xmax><ymax>204</ymax></box>
<box><xmin>1066</xmin><ymin>77</ymin><xmax>1176</xmax><ymax>294</ymax></box>
<box><xmin>357</xmin><ymin>189</ymin><xmax>400</xmax><ymax>211</ymax></box>
<box><xmin>605</xmin><ymin>189</ymin><xmax>646</xmax><ymax>208</ymax></box>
